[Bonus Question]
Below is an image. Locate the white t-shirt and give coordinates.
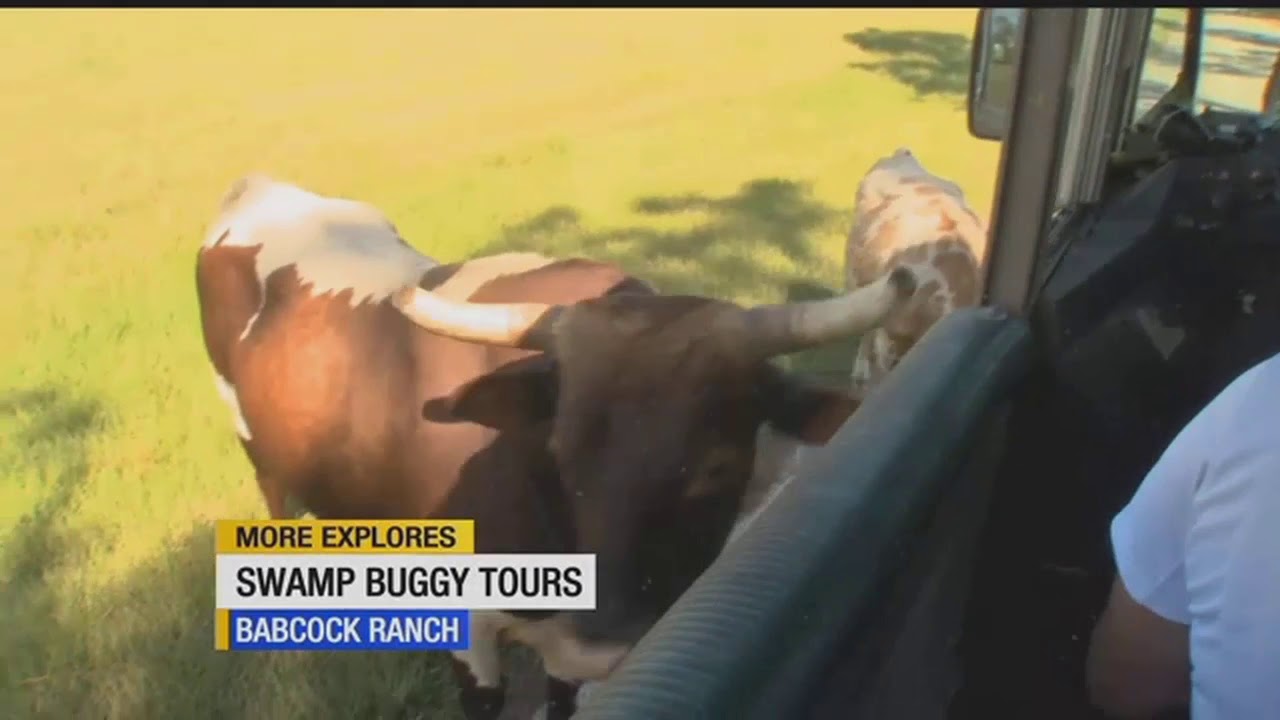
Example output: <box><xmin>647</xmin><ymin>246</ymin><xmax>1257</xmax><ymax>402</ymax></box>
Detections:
<box><xmin>1111</xmin><ymin>351</ymin><xmax>1280</xmax><ymax>719</ymax></box>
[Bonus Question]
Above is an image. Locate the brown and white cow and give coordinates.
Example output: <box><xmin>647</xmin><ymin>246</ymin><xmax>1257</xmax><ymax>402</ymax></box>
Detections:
<box><xmin>845</xmin><ymin>148</ymin><xmax>989</xmax><ymax>401</ymax></box>
<box><xmin>728</xmin><ymin>150</ymin><xmax>990</xmax><ymax>541</ymax></box>
<box><xmin>196</xmin><ymin>174</ymin><xmax>916</xmax><ymax>720</ymax></box>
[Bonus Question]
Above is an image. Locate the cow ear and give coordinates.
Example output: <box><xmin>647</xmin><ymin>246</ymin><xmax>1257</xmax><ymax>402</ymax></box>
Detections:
<box><xmin>425</xmin><ymin>355</ymin><xmax>559</xmax><ymax>430</ymax></box>
<box><xmin>762</xmin><ymin>370</ymin><xmax>857</xmax><ymax>445</ymax></box>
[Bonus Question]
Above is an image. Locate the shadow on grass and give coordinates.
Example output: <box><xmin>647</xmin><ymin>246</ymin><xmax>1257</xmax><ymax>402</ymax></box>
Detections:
<box><xmin>1147</xmin><ymin>36</ymin><xmax>1278</xmax><ymax>81</ymax></box>
<box><xmin>843</xmin><ymin>28</ymin><xmax>971</xmax><ymax>103</ymax></box>
<box><xmin>1151</xmin><ymin>11</ymin><xmax>1280</xmax><ymax>79</ymax></box>
<box><xmin>479</xmin><ymin>178</ymin><xmax>836</xmax><ymax>296</ymax></box>
<box><xmin>1</xmin><ymin>388</ymin><xmax>460</xmax><ymax>720</ymax></box>
<box><xmin>1218</xmin><ymin>9</ymin><xmax>1280</xmax><ymax>25</ymax></box>
<box><xmin>1</xmin><ymin>387</ymin><xmax>109</xmax><ymax>715</ymax></box>
<box><xmin>472</xmin><ymin>177</ymin><xmax>858</xmax><ymax>384</ymax></box>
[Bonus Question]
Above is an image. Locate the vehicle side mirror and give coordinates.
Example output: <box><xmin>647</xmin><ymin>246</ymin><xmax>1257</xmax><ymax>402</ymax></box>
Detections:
<box><xmin>968</xmin><ymin>8</ymin><xmax>1024</xmax><ymax>141</ymax></box>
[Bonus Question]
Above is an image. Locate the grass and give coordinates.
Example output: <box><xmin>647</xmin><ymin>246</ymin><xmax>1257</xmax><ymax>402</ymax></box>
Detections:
<box><xmin>0</xmin><ymin>9</ymin><xmax>1000</xmax><ymax>719</ymax></box>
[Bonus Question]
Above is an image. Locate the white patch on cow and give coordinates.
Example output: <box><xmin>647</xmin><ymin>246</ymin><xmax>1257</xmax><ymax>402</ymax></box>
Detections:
<box><xmin>847</xmin><ymin>148</ymin><xmax>986</xmax><ymax>293</ymax></box>
<box><xmin>238</xmin><ymin>310</ymin><xmax>261</xmax><ymax>342</ymax></box>
<box><xmin>858</xmin><ymin>147</ymin><xmax>969</xmax><ymax>210</ymax></box>
<box><xmin>451</xmin><ymin>610</ymin><xmax>627</xmax><ymax>710</ymax></box>
<box><xmin>508</xmin><ymin>614</ymin><xmax>630</xmax><ymax>683</ymax></box>
<box><xmin>212</xmin><ymin>371</ymin><xmax>252</xmax><ymax>441</ymax></box>
<box><xmin>433</xmin><ymin>252</ymin><xmax>558</xmax><ymax>300</ymax></box>
<box><xmin>206</xmin><ymin>176</ymin><xmax>438</xmax><ymax>336</ymax></box>
<box><xmin>850</xmin><ymin>345</ymin><xmax>873</xmax><ymax>395</ymax></box>
<box><xmin>451</xmin><ymin>610</ymin><xmax>504</xmax><ymax>689</ymax></box>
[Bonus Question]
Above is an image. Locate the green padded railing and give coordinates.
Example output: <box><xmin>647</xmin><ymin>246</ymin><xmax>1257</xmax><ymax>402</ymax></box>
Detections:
<box><xmin>575</xmin><ymin>307</ymin><xmax>1033</xmax><ymax>720</ymax></box>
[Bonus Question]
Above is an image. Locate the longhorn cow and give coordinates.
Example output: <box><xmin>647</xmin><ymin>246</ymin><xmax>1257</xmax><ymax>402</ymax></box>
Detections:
<box><xmin>195</xmin><ymin>174</ymin><xmax>917</xmax><ymax>720</ymax></box>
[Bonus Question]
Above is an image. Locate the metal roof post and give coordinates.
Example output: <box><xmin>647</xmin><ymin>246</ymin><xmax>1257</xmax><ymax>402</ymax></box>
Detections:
<box><xmin>982</xmin><ymin>8</ymin><xmax>1084</xmax><ymax>315</ymax></box>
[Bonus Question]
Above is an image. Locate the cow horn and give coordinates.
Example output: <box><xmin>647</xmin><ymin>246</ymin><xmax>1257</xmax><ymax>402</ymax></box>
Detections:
<box><xmin>391</xmin><ymin>286</ymin><xmax>564</xmax><ymax>351</ymax></box>
<box><xmin>740</xmin><ymin>266</ymin><xmax>917</xmax><ymax>358</ymax></box>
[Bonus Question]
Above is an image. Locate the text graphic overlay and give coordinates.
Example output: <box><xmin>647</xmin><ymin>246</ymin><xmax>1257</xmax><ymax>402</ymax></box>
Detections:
<box><xmin>216</xmin><ymin>518</ymin><xmax>476</xmax><ymax>554</ymax></box>
<box><xmin>215</xmin><ymin>609</ymin><xmax>470</xmax><ymax>651</ymax></box>
<box><xmin>218</xmin><ymin>554</ymin><xmax>596</xmax><ymax>610</ymax></box>
<box><xmin>214</xmin><ymin>520</ymin><xmax>596</xmax><ymax>651</ymax></box>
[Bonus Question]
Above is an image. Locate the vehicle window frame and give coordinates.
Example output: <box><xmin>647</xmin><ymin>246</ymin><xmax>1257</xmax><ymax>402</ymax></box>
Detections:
<box><xmin>1115</xmin><ymin>12</ymin><xmax>1160</xmax><ymax>146</ymax></box>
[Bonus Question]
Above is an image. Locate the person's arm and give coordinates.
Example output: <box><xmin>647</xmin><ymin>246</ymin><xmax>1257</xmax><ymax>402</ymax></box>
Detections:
<box><xmin>1088</xmin><ymin>352</ymin><xmax>1280</xmax><ymax>719</ymax></box>
<box><xmin>1086</xmin><ymin>405</ymin><xmax>1208</xmax><ymax>718</ymax></box>
<box><xmin>1175</xmin><ymin>438</ymin><xmax>1280</xmax><ymax>719</ymax></box>
<box><xmin>1087</xmin><ymin>576</ymin><xmax>1190</xmax><ymax>718</ymax></box>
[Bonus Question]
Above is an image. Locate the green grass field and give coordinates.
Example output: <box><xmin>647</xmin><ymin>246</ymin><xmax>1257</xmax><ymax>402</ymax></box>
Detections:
<box><xmin>0</xmin><ymin>9</ymin><xmax>1000</xmax><ymax>719</ymax></box>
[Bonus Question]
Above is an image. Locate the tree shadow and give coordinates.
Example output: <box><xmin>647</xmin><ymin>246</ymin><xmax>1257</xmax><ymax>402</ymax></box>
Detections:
<box><xmin>0</xmin><ymin>387</ymin><xmax>105</xmax><ymax>650</ymax></box>
<box><xmin>843</xmin><ymin>28</ymin><xmax>971</xmax><ymax>102</ymax></box>
<box><xmin>1218</xmin><ymin>9</ymin><xmax>1280</xmax><ymax>24</ymax></box>
<box><xmin>1155</xmin><ymin>9</ymin><xmax>1280</xmax><ymax>43</ymax></box>
<box><xmin>1203</xmin><ymin>25</ymin><xmax>1280</xmax><ymax>50</ymax></box>
<box><xmin>2</xmin><ymin>386</ymin><xmax>110</xmax><ymax>715</ymax></box>
<box><xmin>1</xmin><ymin>388</ymin><xmax>461</xmax><ymax>719</ymax></box>
<box><xmin>1149</xmin><ymin>11</ymin><xmax>1280</xmax><ymax>79</ymax></box>
<box><xmin>1146</xmin><ymin>38</ymin><xmax>1277</xmax><ymax>81</ymax></box>
<box><xmin>479</xmin><ymin>178</ymin><xmax>840</xmax><ymax>299</ymax></box>
<box><xmin>1202</xmin><ymin>47</ymin><xmax>1278</xmax><ymax>79</ymax></box>
<box><xmin>1143</xmin><ymin>35</ymin><xmax>1186</xmax><ymax>68</ymax></box>
<box><xmin>471</xmin><ymin>178</ymin><xmax>859</xmax><ymax>384</ymax></box>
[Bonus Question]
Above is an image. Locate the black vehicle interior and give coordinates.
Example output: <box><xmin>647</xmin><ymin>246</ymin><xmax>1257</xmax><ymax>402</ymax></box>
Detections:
<box><xmin>953</xmin><ymin>10</ymin><xmax>1280</xmax><ymax>719</ymax></box>
<box><xmin>577</xmin><ymin>306</ymin><xmax>1033</xmax><ymax>720</ymax></box>
<box><xmin>575</xmin><ymin>9</ymin><xmax>1280</xmax><ymax>720</ymax></box>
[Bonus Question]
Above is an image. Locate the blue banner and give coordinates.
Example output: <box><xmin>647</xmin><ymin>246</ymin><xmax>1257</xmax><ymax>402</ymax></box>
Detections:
<box><xmin>222</xmin><ymin>609</ymin><xmax>470</xmax><ymax>651</ymax></box>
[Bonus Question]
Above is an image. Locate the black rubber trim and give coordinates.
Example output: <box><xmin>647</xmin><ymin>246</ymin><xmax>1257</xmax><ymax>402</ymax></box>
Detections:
<box><xmin>575</xmin><ymin>307</ymin><xmax>1033</xmax><ymax>720</ymax></box>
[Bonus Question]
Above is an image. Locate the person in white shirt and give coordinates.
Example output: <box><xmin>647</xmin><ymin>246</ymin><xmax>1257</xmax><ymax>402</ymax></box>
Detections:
<box><xmin>1087</xmin><ymin>350</ymin><xmax>1280</xmax><ymax>719</ymax></box>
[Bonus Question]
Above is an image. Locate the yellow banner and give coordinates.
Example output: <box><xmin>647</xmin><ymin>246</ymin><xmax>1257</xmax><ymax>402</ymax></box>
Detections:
<box><xmin>215</xmin><ymin>609</ymin><xmax>230</xmax><ymax>651</ymax></box>
<box><xmin>215</xmin><ymin>519</ymin><xmax>475</xmax><ymax>554</ymax></box>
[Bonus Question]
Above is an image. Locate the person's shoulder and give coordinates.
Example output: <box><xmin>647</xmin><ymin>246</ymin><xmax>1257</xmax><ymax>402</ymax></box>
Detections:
<box><xmin>1189</xmin><ymin>350</ymin><xmax>1280</xmax><ymax>478</ymax></box>
<box><xmin>1207</xmin><ymin>351</ymin><xmax>1280</xmax><ymax>422</ymax></box>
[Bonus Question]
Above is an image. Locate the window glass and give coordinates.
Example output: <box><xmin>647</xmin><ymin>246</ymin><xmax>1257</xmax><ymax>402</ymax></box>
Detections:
<box><xmin>1132</xmin><ymin>9</ymin><xmax>1189</xmax><ymax>120</ymax></box>
<box><xmin>979</xmin><ymin>8</ymin><xmax>1022</xmax><ymax>109</ymax></box>
<box><xmin>1133</xmin><ymin>9</ymin><xmax>1280</xmax><ymax>119</ymax></box>
<box><xmin>1198</xmin><ymin>9</ymin><xmax>1280</xmax><ymax>114</ymax></box>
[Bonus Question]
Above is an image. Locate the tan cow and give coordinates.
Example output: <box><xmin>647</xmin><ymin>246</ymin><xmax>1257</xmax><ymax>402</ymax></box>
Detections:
<box><xmin>728</xmin><ymin>150</ymin><xmax>989</xmax><ymax>547</ymax></box>
<box><xmin>845</xmin><ymin>148</ymin><xmax>989</xmax><ymax>401</ymax></box>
